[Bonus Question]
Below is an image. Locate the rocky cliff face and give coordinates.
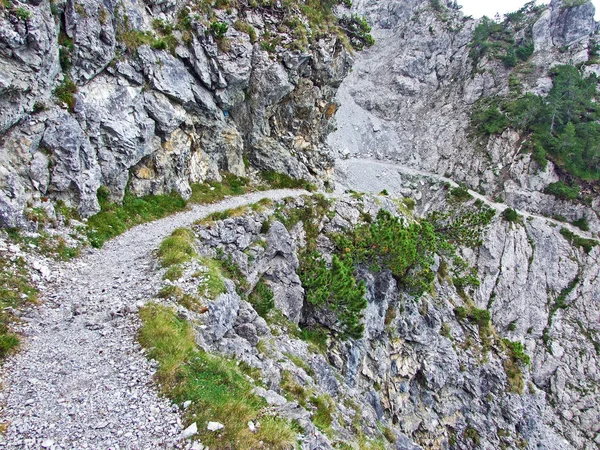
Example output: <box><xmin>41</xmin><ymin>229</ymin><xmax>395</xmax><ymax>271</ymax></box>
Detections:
<box><xmin>329</xmin><ymin>0</ymin><xmax>600</xmax><ymax>232</ymax></box>
<box><xmin>159</xmin><ymin>188</ymin><xmax>598</xmax><ymax>449</ymax></box>
<box><xmin>2</xmin><ymin>0</ymin><xmax>600</xmax><ymax>449</ymax></box>
<box><xmin>0</xmin><ymin>0</ymin><xmax>352</xmax><ymax>227</ymax></box>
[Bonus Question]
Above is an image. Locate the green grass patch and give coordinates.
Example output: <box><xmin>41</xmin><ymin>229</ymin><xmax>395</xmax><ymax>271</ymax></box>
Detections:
<box><xmin>215</xmin><ymin>250</ymin><xmax>250</xmax><ymax>296</ymax></box>
<box><xmin>163</xmin><ymin>265</ymin><xmax>183</xmax><ymax>281</ymax></box>
<box><xmin>283</xmin><ymin>352</ymin><xmax>314</xmax><ymax>377</ymax></box>
<box><xmin>158</xmin><ymin>284</ymin><xmax>183</xmax><ymax>299</ymax></box>
<box><xmin>6</xmin><ymin>229</ymin><xmax>80</xmax><ymax>261</ymax></box>
<box><xmin>310</xmin><ymin>394</ymin><xmax>334</xmax><ymax>433</ymax></box>
<box><xmin>0</xmin><ymin>254</ymin><xmax>38</xmax><ymax>359</ymax></box>
<box><xmin>259</xmin><ymin>171</ymin><xmax>317</xmax><ymax>192</ymax></box>
<box><xmin>198</xmin><ymin>257</ymin><xmax>227</xmax><ymax>299</ymax></box>
<box><xmin>248</xmin><ymin>278</ymin><xmax>275</xmax><ymax>317</ymax></box>
<box><xmin>86</xmin><ymin>188</ymin><xmax>187</xmax><ymax>248</ymax></box>
<box><xmin>198</xmin><ymin>206</ymin><xmax>250</xmax><ymax>225</ymax></box>
<box><xmin>298</xmin><ymin>326</ymin><xmax>329</xmax><ymax>354</ymax></box>
<box><xmin>189</xmin><ymin>173</ymin><xmax>251</xmax><ymax>204</ymax></box>
<box><xmin>157</xmin><ymin>228</ymin><xmax>196</xmax><ymax>267</ymax></box>
<box><xmin>138</xmin><ymin>304</ymin><xmax>297</xmax><ymax>449</ymax></box>
<box><xmin>545</xmin><ymin>181</ymin><xmax>580</xmax><ymax>201</ymax></box>
<box><xmin>572</xmin><ymin>217</ymin><xmax>589</xmax><ymax>231</ymax></box>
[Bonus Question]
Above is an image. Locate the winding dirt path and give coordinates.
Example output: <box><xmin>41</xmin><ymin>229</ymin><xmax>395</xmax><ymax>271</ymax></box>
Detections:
<box><xmin>0</xmin><ymin>189</ymin><xmax>306</xmax><ymax>450</ymax></box>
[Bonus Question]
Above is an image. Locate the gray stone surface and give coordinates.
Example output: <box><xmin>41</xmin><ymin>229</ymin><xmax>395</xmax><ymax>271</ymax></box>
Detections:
<box><xmin>0</xmin><ymin>189</ymin><xmax>307</xmax><ymax>449</ymax></box>
<box><xmin>0</xmin><ymin>0</ymin><xmax>351</xmax><ymax>226</ymax></box>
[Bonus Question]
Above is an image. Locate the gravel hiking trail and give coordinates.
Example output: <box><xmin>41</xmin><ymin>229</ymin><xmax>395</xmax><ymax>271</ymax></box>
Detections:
<box><xmin>335</xmin><ymin>157</ymin><xmax>597</xmax><ymax>239</ymax></box>
<box><xmin>0</xmin><ymin>189</ymin><xmax>306</xmax><ymax>450</ymax></box>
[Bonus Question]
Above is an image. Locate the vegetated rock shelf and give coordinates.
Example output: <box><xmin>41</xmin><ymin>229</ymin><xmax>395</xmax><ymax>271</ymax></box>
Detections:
<box><xmin>0</xmin><ymin>189</ymin><xmax>306</xmax><ymax>449</ymax></box>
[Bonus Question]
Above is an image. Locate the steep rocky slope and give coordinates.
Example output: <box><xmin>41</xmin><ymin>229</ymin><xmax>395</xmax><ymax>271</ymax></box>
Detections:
<box><xmin>329</xmin><ymin>0</ymin><xmax>600</xmax><ymax>232</ymax></box>
<box><xmin>0</xmin><ymin>0</ymin><xmax>352</xmax><ymax>228</ymax></box>
<box><xmin>141</xmin><ymin>184</ymin><xmax>597</xmax><ymax>449</ymax></box>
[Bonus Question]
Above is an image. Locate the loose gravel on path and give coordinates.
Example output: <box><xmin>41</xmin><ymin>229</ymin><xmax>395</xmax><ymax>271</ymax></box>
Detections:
<box><xmin>0</xmin><ymin>189</ymin><xmax>306</xmax><ymax>450</ymax></box>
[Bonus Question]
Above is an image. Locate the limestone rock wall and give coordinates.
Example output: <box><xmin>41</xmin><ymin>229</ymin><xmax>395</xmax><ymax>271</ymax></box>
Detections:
<box><xmin>0</xmin><ymin>0</ymin><xmax>352</xmax><ymax>227</ymax></box>
<box><xmin>169</xmin><ymin>192</ymin><xmax>599</xmax><ymax>449</ymax></box>
<box><xmin>328</xmin><ymin>0</ymin><xmax>600</xmax><ymax>230</ymax></box>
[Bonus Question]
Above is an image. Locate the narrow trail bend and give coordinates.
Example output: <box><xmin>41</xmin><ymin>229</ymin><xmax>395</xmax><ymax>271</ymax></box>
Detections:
<box><xmin>0</xmin><ymin>189</ymin><xmax>307</xmax><ymax>450</ymax></box>
<box><xmin>335</xmin><ymin>157</ymin><xmax>598</xmax><ymax>240</ymax></box>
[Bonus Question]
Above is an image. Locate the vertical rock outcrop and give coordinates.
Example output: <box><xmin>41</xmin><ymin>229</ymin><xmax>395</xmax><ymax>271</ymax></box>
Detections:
<box><xmin>0</xmin><ymin>0</ymin><xmax>352</xmax><ymax>226</ymax></box>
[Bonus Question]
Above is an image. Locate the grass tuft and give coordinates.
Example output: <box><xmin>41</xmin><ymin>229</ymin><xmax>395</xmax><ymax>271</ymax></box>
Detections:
<box><xmin>198</xmin><ymin>257</ymin><xmax>227</xmax><ymax>299</ymax></box>
<box><xmin>0</xmin><ymin>254</ymin><xmax>38</xmax><ymax>359</ymax></box>
<box><xmin>259</xmin><ymin>171</ymin><xmax>317</xmax><ymax>192</ymax></box>
<box><xmin>157</xmin><ymin>228</ymin><xmax>196</xmax><ymax>267</ymax></box>
<box><xmin>248</xmin><ymin>278</ymin><xmax>274</xmax><ymax>317</ymax></box>
<box><xmin>138</xmin><ymin>304</ymin><xmax>297</xmax><ymax>449</ymax></box>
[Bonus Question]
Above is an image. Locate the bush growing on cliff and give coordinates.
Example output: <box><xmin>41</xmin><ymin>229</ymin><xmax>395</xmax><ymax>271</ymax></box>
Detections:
<box><xmin>299</xmin><ymin>253</ymin><xmax>367</xmax><ymax>339</ymax></box>
<box><xmin>560</xmin><ymin>228</ymin><xmax>598</xmax><ymax>253</ymax></box>
<box><xmin>544</xmin><ymin>181</ymin><xmax>580</xmax><ymax>200</ymax></box>
<box><xmin>209</xmin><ymin>21</ymin><xmax>228</xmax><ymax>38</ymax></box>
<box><xmin>471</xmin><ymin>65</ymin><xmax>600</xmax><ymax>181</ymax></box>
<box><xmin>502</xmin><ymin>208</ymin><xmax>519</xmax><ymax>223</ymax></box>
<box><xmin>333</xmin><ymin>210</ymin><xmax>442</xmax><ymax>296</ymax></box>
<box><xmin>54</xmin><ymin>78</ymin><xmax>77</xmax><ymax>112</ymax></box>
<box><xmin>338</xmin><ymin>14</ymin><xmax>375</xmax><ymax>50</ymax></box>
<box><xmin>469</xmin><ymin>3</ymin><xmax>544</xmax><ymax>69</ymax></box>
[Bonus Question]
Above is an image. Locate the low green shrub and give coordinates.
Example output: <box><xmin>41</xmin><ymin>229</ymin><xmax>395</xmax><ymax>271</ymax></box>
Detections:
<box><xmin>572</xmin><ymin>217</ymin><xmax>589</xmax><ymax>231</ymax></box>
<box><xmin>560</xmin><ymin>228</ymin><xmax>598</xmax><ymax>253</ymax></box>
<box><xmin>54</xmin><ymin>78</ymin><xmax>77</xmax><ymax>112</ymax></box>
<box><xmin>298</xmin><ymin>326</ymin><xmax>329</xmax><ymax>354</ymax></box>
<box><xmin>248</xmin><ymin>278</ymin><xmax>275</xmax><ymax>317</ymax></box>
<box><xmin>210</xmin><ymin>21</ymin><xmax>228</xmax><ymax>38</ymax></box>
<box><xmin>449</xmin><ymin>185</ymin><xmax>472</xmax><ymax>202</ymax></box>
<box><xmin>502</xmin><ymin>339</ymin><xmax>531</xmax><ymax>365</ymax></box>
<box><xmin>502</xmin><ymin>208</ymin><xmax>520</xmax><ymax>222</ymax></box>
<box><xmin>299</xmin><ymin>253</ymin><xmax>367</xmax><ymax>339</ymax></box>
<box><xmin>545</xmin><ymin>181</ymin><xmax>580</xmax><ymax>200</ymax></box>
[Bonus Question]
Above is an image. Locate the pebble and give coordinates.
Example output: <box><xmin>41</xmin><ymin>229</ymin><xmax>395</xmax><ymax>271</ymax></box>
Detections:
<box><xmin>182</xmin><ymin>423</ymin><xmax>198</xmax><ymax>439</ymax></box>
<box><xmin>207</xmin><ymin>422</ymin><xmax>224</xmax><ymax>432</ymax></box>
